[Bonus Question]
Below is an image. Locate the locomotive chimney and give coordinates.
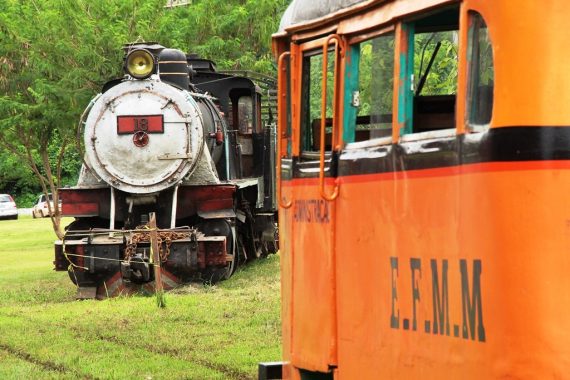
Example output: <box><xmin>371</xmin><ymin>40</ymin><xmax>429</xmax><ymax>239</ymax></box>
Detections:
<box><xmin>158</xmin><ymin>48</ymin><xmax>190</xmax><ymax>90</ymax></box>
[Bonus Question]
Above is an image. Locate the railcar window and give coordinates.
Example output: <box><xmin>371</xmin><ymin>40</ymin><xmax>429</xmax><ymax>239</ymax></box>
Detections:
<box><xmin>300</xmin><ymin>49</ymin><xmax>335</xmax><ymax>153</ymax></box>
<box><xmin>400</xmin><ymin>6</ymin><xmax>460</xmax><ymax>135</ymax></box>
<box><xmin>356</xmin><ymin>33</ymin><xmax>395</xmax><ymax>140</ymax></box>
<box><xmin>467</xmin><ymin>12</ymin><xmax>494</xmax><ymax>127</ymax></box>
<box><xmin>412</xmin><ymin>29</ymin><xmax>458</xmax><ymax>134</ymax></box>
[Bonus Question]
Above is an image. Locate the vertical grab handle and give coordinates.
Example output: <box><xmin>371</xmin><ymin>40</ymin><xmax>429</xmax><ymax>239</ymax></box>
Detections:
<box><xmin>319</xmin><ymin>35</ymin><xmax>342</xmax><ymax>201</ymax></box>
<box><xmin>277</xmin><ymin>51</ymin><xmax>292</xmax><ymax>209</ymax></box>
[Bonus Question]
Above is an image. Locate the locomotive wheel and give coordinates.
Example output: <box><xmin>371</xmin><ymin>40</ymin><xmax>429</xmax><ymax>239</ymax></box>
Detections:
<box><xmin>237</xmin><ymin>216</ymin><xmax>264</xmax><ymax>261</ymax></box>
<box><xmin>265</xmin><ymin>223</ymin><xmax>279</xmax><ymax>254</ymax></box>
<box><xmin>253</xmin><ymin>235</ymin><xmax>268</xmax><ymax>259</ymax></box>
<box><xmin>221</xmin><ymin>243</ymin><xmax>237</xmax><ymax>280</ymax></box>
<box><xmin>204</xmin><ymin>248</ymin><xmax>236</xmax><ymax>283</ymax></box>
<box><xmin>243</xmin><ymin>221</ymin><xmax>278</xmax><ymax>260</ymax></box>
<box><xmin>212</xmin><ymin>231</ymin><xmax>239</xmax><ymax>282</ymax></box>
<box><xmin>199</xmin><ymin>219</ymin><xmax>237</xmax><ymax>283</ymax></box>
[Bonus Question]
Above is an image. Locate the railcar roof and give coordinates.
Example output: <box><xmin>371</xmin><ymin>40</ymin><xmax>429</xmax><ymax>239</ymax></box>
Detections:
<box><xmin>278</xmin><ymin>0</ymin><xmax>368</xmax><ymax>32</ymax></box>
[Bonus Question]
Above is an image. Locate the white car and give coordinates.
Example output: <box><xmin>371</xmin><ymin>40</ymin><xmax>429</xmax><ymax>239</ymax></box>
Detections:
<box><xmin>0</xmin><ymin>194</ymin><xmax>18</xmax><ymax>220</ymax></box>
<box><xmin>32</xmin><ymin>193</ymin><xmax>60</xmax><ymax>218</ymax></box>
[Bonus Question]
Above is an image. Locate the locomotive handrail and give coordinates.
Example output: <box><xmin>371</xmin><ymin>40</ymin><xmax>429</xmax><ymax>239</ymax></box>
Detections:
<box><xmin>277</xmin><ymin>51</ymin><xmax>292</xmax><ymax>209</ymax></box>
<box><xmin>319</xmin><ymin>35</ymin><xmax>343</xmax><ymax>202</ymax></box>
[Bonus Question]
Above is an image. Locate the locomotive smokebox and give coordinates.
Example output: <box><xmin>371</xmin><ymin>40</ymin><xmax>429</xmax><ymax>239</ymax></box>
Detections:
<box><xmin>83</xmin><ymin>80</ymin><xmax>205</xmax><ymax>194</ymax></box>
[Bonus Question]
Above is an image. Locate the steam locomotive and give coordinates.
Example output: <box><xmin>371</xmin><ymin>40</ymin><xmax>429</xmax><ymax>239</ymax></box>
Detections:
<box><xmin>54</xmin><ymin>43</ymin><xmax>278</xmax><ymax>299</ymax></box>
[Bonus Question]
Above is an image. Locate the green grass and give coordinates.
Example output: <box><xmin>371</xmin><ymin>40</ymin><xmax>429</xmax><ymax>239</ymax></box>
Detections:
<box><xmin>0</xmin><ymin>216</ymin><xmax>281</xmax><ymax>379</ymax></box>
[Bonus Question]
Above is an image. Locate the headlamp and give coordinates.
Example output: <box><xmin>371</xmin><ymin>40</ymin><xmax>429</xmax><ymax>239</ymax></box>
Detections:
<box><xmin>125</xmin><ymin>49</ymin><xmax>155</xmax><ymax>79</ymax></box>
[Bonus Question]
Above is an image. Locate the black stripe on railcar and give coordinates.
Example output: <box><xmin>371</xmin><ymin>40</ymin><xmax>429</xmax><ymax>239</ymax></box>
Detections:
<box><xmin>282</xmin><ymin>127</ymin><xmax>570</xmax><ymax>179</ymax></box>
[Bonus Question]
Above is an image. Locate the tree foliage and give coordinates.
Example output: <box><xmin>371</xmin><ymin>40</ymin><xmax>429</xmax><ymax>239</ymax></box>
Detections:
<box><xmin>0</xmin><ymin>0</ymin><xmax>289</xmax><ymax>237</ymax></box>
<box><xmin>358</xmin><ymin>33</ymin><xmax>395</xmax><ymax>124</ymax></box>
<box><xmin>414</xmin><ymin>31</ymin><xmax>459</xmax><ymax>96</ymax></box>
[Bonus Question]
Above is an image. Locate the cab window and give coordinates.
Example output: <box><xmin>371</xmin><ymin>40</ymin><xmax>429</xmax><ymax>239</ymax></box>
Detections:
<box><xmin>238</xmin><ymin>96</ymin><xmax>253</xmax><ymax>134</ymax></box>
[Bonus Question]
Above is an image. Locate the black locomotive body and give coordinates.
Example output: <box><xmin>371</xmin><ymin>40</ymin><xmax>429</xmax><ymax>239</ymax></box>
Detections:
<box><xmin>54</xmin><ymin>43</ymin><xmax>278</xmax><ymax>298</ymax></box>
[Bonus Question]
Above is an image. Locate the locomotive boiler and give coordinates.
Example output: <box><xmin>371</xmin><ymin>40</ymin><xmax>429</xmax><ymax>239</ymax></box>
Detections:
<box><xmin>54</xmin><ymin>43</ymin><xmax>278</xmax><ymax>299</ymax></box>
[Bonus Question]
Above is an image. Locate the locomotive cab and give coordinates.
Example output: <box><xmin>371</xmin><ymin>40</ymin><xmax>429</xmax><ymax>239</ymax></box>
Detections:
<box><xmin>54</xmin><ymin>43</ymin><xmax>278</xmax><ymax>298</ymax></box>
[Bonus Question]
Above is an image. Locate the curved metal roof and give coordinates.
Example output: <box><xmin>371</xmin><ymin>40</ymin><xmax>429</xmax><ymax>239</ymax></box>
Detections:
<box><xmin>278</xmin><ymin>0</ymin><xmax>367</xmax><ymax>31</ymax></box>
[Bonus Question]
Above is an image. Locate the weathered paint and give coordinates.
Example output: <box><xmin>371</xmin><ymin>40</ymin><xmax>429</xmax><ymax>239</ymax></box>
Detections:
<box><xmin>398</xmin><ymin>22</ymin><xmax>414</xmax><ymax>136</ymax></box>
<box><xmin>342</xmin><ymin>45</ymin><xmax>360</xmax><ymax>144</ymax></box>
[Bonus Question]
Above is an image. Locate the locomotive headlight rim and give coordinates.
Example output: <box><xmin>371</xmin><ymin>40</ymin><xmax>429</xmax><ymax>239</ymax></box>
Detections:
<box><xmin>125</xmin><ymin>49</ymin><xmax>155</xmax><ymax>79</ymax></box>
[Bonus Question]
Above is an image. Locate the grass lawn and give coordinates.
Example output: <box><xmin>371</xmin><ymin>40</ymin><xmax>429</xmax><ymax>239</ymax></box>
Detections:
<box><xmin>0</xmin><ymin>216</ymin><xmax>281</xmax><ymax>379</ymax></box>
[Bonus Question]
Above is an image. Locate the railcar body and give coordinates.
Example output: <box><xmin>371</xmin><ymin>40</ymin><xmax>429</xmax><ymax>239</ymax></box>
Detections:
<box><xmin>267</xmin><ymin>1</ymin><xmax>570</xmax><ymax>379</ymax></box>
<box><xmin>54</xmin><ymin>43</ymin><xmax>278</xmax><ymax>298</ymax></box>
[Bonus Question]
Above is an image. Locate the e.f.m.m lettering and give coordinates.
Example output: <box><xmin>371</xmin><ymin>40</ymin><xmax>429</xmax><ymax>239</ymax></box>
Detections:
<box><xmin>431</xmin><ymin>259</ymin><xmax>450</xmax><ymax>336</ymax></box>
<box><xmin>390</xmin><ymin>257</ymin><xmax>485</xmax><ymax>343</ymax></box>
<box><xmin>460</xmin><ymin>259</ymin><xmax>485</xmax><ymax>342</ymax></box>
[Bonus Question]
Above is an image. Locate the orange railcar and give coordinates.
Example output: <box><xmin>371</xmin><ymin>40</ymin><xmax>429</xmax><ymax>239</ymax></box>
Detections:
<box><xmin>262</xmin><ymin>1</ymin><xmax>570</xmax><ymax>379</ymax></box>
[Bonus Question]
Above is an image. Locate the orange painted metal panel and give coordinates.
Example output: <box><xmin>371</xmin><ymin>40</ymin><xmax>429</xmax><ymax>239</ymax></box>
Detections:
<box><xmin>463</xmin><ymin>1</ymin><xmax>570</xmax><ymax>127</ymax></box>
<box><xmin>282</xmin><ymin>35</ymin><xmax>342</xmax><ymax>375</ymax></box>
<box><xmin>279</xmin><ymin>205</ymin><xmax>294</xmax><ymax>380</ymax></box>
<box><xmin>332</xmin><ymin>163</ymin><xmax>570</xmax><ymax>378</ymax></box>
<box><xmin>287</xmin><ymin>183</ymin><xmax>338</xmax><ymax>373</ymax></box>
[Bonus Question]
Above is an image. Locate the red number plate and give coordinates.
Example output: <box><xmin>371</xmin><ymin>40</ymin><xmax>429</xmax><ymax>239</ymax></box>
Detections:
<box><xmin>117</xmin><ymin>115</ymin><xmax>164</xmax><ymax>134</ymax></box>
